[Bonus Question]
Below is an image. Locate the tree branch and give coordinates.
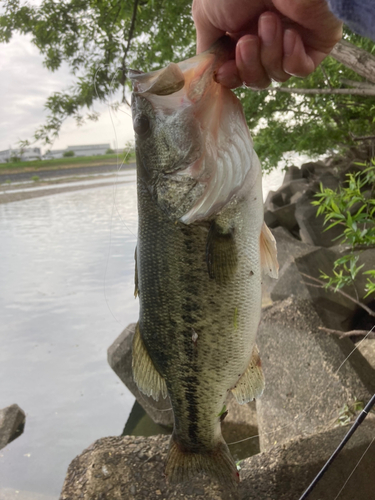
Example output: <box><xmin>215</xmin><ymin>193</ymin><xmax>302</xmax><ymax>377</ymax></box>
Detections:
<box><xmin>331</xmin><ymin>40</ymin><xmax>375</xmax><ymax>85</ymax></box>
<box><xmin>340</xmin><ymin>78</ymin><xmax>375</xmax><ymax>90</ymax></box>
<box><xmin>271</xmin><ymin>87</ymin><xmax>375</xmax><ymax>96</ymax></box>
<box><xmin>318</xmin><ymin>327</ymin><xmax>375</xmax><ymax>339</ymax></box>
<box><xmin>300</xmin><ymin>272</ymin><xmax>375</xmax><ymax>318</ymax></box>
<box><xmin>121</xmin><ymin>0</ymin><xmax>139</xmax><ymax>103</ymax></box>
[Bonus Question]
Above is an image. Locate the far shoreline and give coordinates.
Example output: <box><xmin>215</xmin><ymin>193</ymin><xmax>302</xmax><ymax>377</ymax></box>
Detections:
<box><xmin>0</xmin><ymin>162</ymin><xmax>136</xmax><ymax>204</ymax></box>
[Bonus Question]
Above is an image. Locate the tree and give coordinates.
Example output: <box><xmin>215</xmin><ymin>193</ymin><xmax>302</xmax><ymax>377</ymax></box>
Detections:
<box><xmin>1</xmin><ymin>1</ymin><xmax>375</xmax><ymax>169</ymax></box>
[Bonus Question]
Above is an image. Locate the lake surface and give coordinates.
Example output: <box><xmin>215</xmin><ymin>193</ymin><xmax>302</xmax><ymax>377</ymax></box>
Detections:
<box><xmin>0</xmin><ymin>166</ymin><xmax>284</xmax><ymax>498</ymax></box>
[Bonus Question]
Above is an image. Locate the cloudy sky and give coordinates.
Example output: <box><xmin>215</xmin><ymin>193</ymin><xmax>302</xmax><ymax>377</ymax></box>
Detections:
<box><xmin>0</xmin><ymin>33</ymin><xmax>135</xmax><ymax>153</ymax></box>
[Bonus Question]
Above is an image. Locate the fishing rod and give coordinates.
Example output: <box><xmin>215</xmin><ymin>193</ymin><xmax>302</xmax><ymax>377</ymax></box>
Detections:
<box><xmin>298</xmin><ymin>392</ymin><xmax>375</xmax><ymax>500</ymax></box>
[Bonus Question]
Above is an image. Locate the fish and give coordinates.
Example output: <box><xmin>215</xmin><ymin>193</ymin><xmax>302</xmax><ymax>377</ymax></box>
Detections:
<box><xmin>129</xmin><ymin>36</ymin><xmax>278</xmax><ymax>489</ymax></box>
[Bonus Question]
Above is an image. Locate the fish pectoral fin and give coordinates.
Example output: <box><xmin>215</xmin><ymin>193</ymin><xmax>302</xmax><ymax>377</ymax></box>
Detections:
<box><xmin>134</xmin><ymin>246</ymin><xmax>138</xmax><ymax>298</ymax></box>
<box><xmin>132</xmin><ymin>323</ymin><xmax>168</xmax><ymax>401</ymax></box>
<box><xmin>260</xmin><ymin>222</ymin><xmax>279</xmax><ymax>279</ymax></box>
<box><xmin>231</xmin><ymin>345</ymin><xmax>265</xmax><ymax>404</ymax></box>
<box><xmin>166</xmin><ymin>434</ymin><xmax>239</xmax><ymax>488</ymax></box>
<box><xmin>206</xmin><ymin>221</ymin><xmax>237</xmax><ymax>285</ymax></box>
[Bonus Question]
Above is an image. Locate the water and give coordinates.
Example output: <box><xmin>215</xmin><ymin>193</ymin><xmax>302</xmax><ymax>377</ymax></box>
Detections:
<box><xmin>0</xmin><ymin>179</ymin><xmax>139</xmax><ymax>498</ymax></box>
<box><xmin>0</xmin><ymin>166</ymin><xmax>284</xmax><ymax>498</ymax></box>
<box><xmin>0</xmin><ymin>170</ymin><xmax>136</xmax><ymax>195</ymax></box>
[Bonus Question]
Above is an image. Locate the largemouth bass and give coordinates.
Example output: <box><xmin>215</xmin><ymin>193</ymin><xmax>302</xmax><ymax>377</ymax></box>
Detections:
<box><xmin>129</xmin><ymin>37</ymin><xmax>278</xmax><ymax>488</ymax></box>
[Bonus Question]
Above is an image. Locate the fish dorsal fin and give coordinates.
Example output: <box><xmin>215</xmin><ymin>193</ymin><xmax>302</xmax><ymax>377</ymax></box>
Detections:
<box><xmin>260</xmin><ymin>222</ymin><xmax>279</xmax><ymax>279</ymax></box>
<box><xmin>129</xmin><ymin>63</ymin><xmax>185</xmax><ymax>96</ymax></box>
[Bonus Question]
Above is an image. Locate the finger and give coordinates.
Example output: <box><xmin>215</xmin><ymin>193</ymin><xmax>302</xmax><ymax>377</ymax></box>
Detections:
<box><xmin>192</xmin><ymin>1</ymin><xmax>225</xmax><ymax>54</ymax></box>
<box><xmin>215</xmin><ymin>60</ymin><xmax>242</xmax><ymax>89</ymax></box>
<box><xmin>259</xmin><ymin>12</ymin><xmax>290</xmax><ymax>83</ymax></box>
<box><xmin>236</xmin><ymin>35</ymin><xmax>271</xmax><ymax>90</ymax></box>
<box><xmin>283</xmin><ymin>29</ymin><xmax>315</xmax><ymax>77</ymax></box>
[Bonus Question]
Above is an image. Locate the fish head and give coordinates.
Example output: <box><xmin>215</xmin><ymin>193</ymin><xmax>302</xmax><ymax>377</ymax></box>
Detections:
<box><xmin>130</xmin><ymin>37</ymin><xmax>259</xmax><ymax>223</ymax></box>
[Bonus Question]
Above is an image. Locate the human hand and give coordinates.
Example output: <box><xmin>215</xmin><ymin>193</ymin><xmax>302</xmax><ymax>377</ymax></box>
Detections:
<box><xmin>192</xmin><ymin>0</ymin><xmax>343</xmax><ymax>89</ymax></box>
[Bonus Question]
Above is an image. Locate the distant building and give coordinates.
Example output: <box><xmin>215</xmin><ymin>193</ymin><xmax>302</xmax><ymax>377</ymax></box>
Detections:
<box><xmin>0</xmin><ymin>147</ymin><xmax>41</xmax><ymax>163</ymax></box>
<box><xmin>66</xmin><ymin>144</ymin><xmax>110</xmax><ymax>157</ymax></box>
<box><xmin>43</xmin><ymin>149</ymin><xmax>66</xmax><ymax>160</ymax></box>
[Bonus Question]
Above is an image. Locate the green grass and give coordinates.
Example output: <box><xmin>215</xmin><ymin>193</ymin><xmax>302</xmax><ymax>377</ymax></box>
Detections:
<box><xmin>0</xmin><ymin>153</ymin><xmax>135</xmax><ymax>172</ymax></box>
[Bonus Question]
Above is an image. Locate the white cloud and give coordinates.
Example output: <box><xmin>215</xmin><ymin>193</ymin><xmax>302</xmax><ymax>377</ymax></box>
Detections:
<box><xmin>0</xmin><ymin>33</ymin><xmax>135</xmax><ymax>152</ymax></box>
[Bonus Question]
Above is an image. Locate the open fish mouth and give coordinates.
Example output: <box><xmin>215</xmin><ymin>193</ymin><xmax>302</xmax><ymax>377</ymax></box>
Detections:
<box><xmin>129</xmin><ymin>36</ymin><xmax>258</xmax><ymax>224</ymax></box>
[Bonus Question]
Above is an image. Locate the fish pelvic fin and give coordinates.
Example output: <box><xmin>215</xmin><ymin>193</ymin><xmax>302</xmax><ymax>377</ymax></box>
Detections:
<box><xmin>165</xmin><ymin>435</ymin><xmax>239</xmax><ymax>489</ymax></box>
<box><xmin>132</xmin><ymin>323</ymin><xmax>168</xmax><ymax>401</ymax></box>
<box><xmin>260</xmin><ymin>222</ymin><xmax>279</xmax><ymax>279</ymax></box>
<box><xmin>231</xmin><ymin>345</ymin><xmax>265</xmax><ymax>404</ymax></box>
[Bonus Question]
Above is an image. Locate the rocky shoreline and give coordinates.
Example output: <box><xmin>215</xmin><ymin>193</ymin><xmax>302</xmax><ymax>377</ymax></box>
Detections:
<box><xmin>59</xmin><ymin>158</ymin><xmax>375</xmax><ymax>499</ymax></box>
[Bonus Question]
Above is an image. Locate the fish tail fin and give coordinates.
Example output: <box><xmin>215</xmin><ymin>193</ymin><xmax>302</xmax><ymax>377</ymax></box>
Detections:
<box><xmin>165</xmin><ymin>435</ymin><xmax>239</xmax><ymax>489</ymax></box>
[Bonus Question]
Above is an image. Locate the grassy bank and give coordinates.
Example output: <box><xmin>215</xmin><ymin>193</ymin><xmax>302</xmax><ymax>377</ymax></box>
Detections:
<box><xmin>0</xmin><ymin>153</ymin><xmax>135</xmax><ymax>173</ymax></box>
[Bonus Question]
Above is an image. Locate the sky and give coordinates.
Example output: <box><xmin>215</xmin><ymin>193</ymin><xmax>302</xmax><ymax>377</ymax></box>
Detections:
<box><xmin>0</xmin><ymin>33</ymin><xmax>135</xmax><ymax>154</ymax></box>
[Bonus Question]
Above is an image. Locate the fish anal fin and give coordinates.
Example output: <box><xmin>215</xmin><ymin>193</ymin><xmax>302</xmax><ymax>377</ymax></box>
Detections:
<box><xmin>166</xmin><ymin>434</ymin><xmax>239</xmax><ymax>489</ymax></box>
<box><xmin>206</xmin><ymin>221</ymin><xmax>237</xmax><ymax>285</ymax></box>
<box><xmin>231</xmin><ymin>345</ymin><xmax>265</xmax><ymax>404</ymax></box>
<box><xmin>260</xmin><ymin>222</ymin><xmax>279</xmax><ymax>279</ymax></box>
<box><xmin>132</xmin><ymin>323</ymin><xmax>167</xmax><ymax>401</ymax></box>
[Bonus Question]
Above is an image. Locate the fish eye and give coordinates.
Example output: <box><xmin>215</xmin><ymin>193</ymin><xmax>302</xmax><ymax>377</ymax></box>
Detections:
<box><xmin>133</xmin><ymin>115</ymin><xmax>150</xmax><ymax>136</ymax></box>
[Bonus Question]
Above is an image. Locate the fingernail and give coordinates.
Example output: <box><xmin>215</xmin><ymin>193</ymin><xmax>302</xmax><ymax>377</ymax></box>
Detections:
<box><xmin>284</xmin><ymin>29</ymin><xmax>296</xmax><ymax>57</ymax></box>
<box><xmin>259</xmin><ymin>14</ymin><xmax>276</xmax><ymax>46</ymax></box>
<box><xmin>237</xmin><ymin>36</ymin><xmax>259</xmax><ymax>65</ymax></box>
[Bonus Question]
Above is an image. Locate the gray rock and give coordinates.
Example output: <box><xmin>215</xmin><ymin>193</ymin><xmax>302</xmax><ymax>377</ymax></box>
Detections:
<box><xmin>108</xmin><ymin>324</ymin><xmax>174</xmax><ymax>428</ymax></box>
<box><xmin>256</xmin><ymin>298</ymin><xmax>375</xmax><ymax>451</ymax></box>
<box><xmin>222</xmin><ymin>395</ymin><xmax>259</xmax><ymax>462</ymax></box>
<box><xmin>0</xmin><ymin>404</ymin><xmax>26</xmax><ymax>451</ymax></box>
<box><xmin>357</xmin><ymin>339</ymin><xmax>375</xmax><ymax>370</ymax></box>
<box><xmin>295</xmin><ymin>187</ymin><xmax>343</xmax><ymax>247</ymax></box>
<box><xmin>263</xmin><ymin>228</ymin><xmax>375</xmax><ymax>330</ymax></box>
<box><xmin>59</xmin><ymin>419</ymin><xmax>375</xmax><ymax>500</ymax></box>
<box><xmin>300</xmin><ymin>161</ymin><xmax>327</xmax><ymax>181</ymax></box>
<box><xmin>262</xmin><ymin>227</ymin><xmax>314</xmax><ymax>306</ymax></box>
<box><xmin>263</xmin><ymin>209</ymin><xmax>278</xmax><ymax>229</ymax></box>
<box><xmin>240</xmin><ymin>418</ymin><xmax>375</xmax><ymax>500</ymax></box>
<box><xmin>276</xmin><ymin>179</ymin><xmax>309</xmax><ymax>205</ymax></box>
<box><xmin>271</xmin><ymin>203</ymin><xmax>298</xmax><ymax>233</ymax></box>
<box><xmin>282</xmin><ymin>165</ymin><xmax>302</xmax><ymax>184</ymax></box>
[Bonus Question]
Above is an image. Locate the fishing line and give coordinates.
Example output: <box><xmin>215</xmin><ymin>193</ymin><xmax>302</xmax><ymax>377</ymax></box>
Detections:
<box><xmin>93</xmin><ymin>66</ymin><xmax>136</xmax><ymax>324</ymax></box>
<box><xmin>299</xmin><ymin>394</ymin><xmax>375</xmax><ymax>500</ymax></box>
<box><xmin>227</xmin><ymin>324</ymin><xmax>375</xmax><ymax>447</ymax></box>
<box><xmin>333</xmin><ymin>436</ymin><xmax>375</xmax><ymax>500</ymax></box>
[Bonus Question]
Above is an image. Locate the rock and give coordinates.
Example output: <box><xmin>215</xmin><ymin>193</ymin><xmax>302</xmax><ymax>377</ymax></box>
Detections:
<box><xmin>300</xmin><ymin>161</ymin><xmax>327</xmax><ymax>181</ymax></box>
<box><xmin>59</xmin><ymin>419</ymin><xmax>375</xmax><ymax>500</ymax></box>
<box><xmin>263</xmin><ymin>209</ymin><xmax>278</xmax><ymax>229</ymax></box>
<box><xmin>256</xmin><ymin>298</ymin><xmax>375</xmax><ymax>451</ymax></box>
<box><xmin>240</xmin><ymin>418</ymin><xmax>375</xmax><ymax>500</ymax></box>
<box><xmin>262</xmin><ymin>227</ymin><xmax>314</xmax><ymax>306</ymax></box>
<box><xmin>282</xmin><ymin>165</ymin><xmax>302</xmax><ymax>184</ymax></box>
<box><xmin>356</xmin><ymin>339</ymin><xmax>375</xmax><ymax>370</ymax></box>
<box><xmin>59</xmin><ymin>434</ymin><xmax>237</xmax><ymax>500</ymax></box>
<box><xmin>0</xmin><ymin>404</ymin><xmax>26</xmax><ymax>451</ymax></box>
<box><xmin>277</xmin><ymin>179</ymin><xmax>309</xmax><ymax>204</ymax></box>
<box><xmin>108</xmin><ymin>324</ymin><xmax>173</xmax><ymax>428</ymax></box>
<box><xmin>295</xmin><ymin>187</ymin><xmax>343</xmax><ymax>247</ymax></box>
<box><xmin>222</xmin><ymin>395</ymin><xmax>259</xmax><ymax>462</ymax></box>
<box><xmin>270</xmin><ymin>203</ymin><xmax>298</xmax><ymax>233</ymax></box>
